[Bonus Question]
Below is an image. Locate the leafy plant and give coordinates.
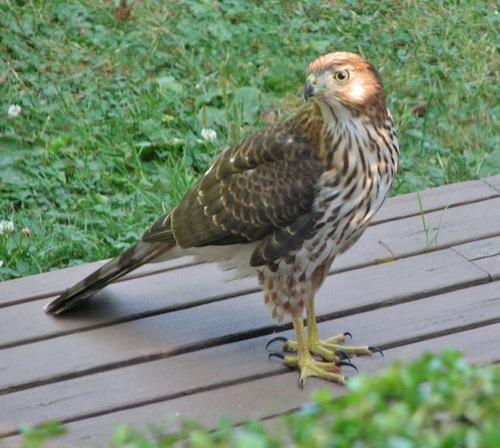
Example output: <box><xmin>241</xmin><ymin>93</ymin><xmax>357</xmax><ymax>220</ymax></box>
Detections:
<box><xmin>18</xmin><ymin>421</ymin><xmax>66</xmax><ymax>448</ymax></box>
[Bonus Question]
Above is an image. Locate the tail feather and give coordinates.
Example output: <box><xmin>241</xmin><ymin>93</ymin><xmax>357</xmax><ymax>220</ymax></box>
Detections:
<box><xmin>44</xmin><ymin>240</ymin><xmax>174</xmax><ymax>315</ymax></box>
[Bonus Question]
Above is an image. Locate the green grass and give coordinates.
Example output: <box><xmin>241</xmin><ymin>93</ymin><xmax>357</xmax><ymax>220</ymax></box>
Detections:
<box><xmin>0</xmin><ymin>0</ymin><xmax>498</xmax><ymax>280</ymax></box>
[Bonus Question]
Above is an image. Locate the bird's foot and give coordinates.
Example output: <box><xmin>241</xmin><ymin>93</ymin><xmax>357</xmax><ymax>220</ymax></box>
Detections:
<box><xmin>269</xmin><ymin>352</ymin><xmax>351</xmax><ymax>387</ymax></box>
<box><xmin>267</xmin><ymin>332</ymin><xmax>383</xmax><ymax>362</ymax></box>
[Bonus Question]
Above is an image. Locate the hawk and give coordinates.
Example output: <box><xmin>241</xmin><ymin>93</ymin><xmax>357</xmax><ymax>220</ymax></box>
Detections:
<box><xmin>45</xmin><ymin>52</ymin><xmax>399</xmax><ymax>386</ymax></box>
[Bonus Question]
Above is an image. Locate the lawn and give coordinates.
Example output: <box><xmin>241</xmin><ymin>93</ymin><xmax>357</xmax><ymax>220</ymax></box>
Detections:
<box><xmin>0</xmin><ymin>0</ymin><xmax>498</xmax><ymax>280</ymax></box>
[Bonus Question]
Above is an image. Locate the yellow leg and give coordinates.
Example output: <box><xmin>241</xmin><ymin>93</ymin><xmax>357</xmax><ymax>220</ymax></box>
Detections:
<box><xmin>281</xmin><ymin>316</ymin><xmax>345</xmax><ymax>387</ymax></box>
<box><xmin>283</xmin><ymin>300</ymin><xmax>378</xmax><ymax>360</ymax></box>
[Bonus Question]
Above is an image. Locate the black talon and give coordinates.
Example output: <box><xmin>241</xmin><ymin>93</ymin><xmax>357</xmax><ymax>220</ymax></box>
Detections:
<box><xmin>298</xmin><ymin>378</ymin><xmax>305</xmax><ymax>390</ymax></box>
<box><xmin>265</xmin><ymin>336</ymin><xmax>288</xmax><ymax>352</ymax></box>
<box><xmin>335</xmin><ymin>350</ymin><xmax>350</xmax><ymax>360</ymax></box>
<box><xmin>268</xmin><ymin>352</ymin><xmax>285</xmax><ymax>361</ymax></box>
<box><xmin>368</xmin><ymin>346</ymin><xmax>384</xmax><ymax>357</ymax></box>
<box><xmin>336</xmin><ymin>359</ymin><xmax>358</xmax><ymax>372</ymax></box>
<box><xmin>343</xmin><ymin>331</ymin><xmax>353</xmax><ymax>339</ymax></box>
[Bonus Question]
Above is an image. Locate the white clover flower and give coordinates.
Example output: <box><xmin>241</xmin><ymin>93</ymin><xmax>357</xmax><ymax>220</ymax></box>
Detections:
<box><xmin>7</xmin><ymin>104</ymin><xmax>21</xmax><ymax>118</ymax></box>
<box><xmin>0</xmin><ymin>220</ymin><xmax>15</xmax><ymax>235</ymax></box>
<box><xmin>0</xmin><ymin>260</ymin><xmax>3</xmax><ymax>268</ymax></box>
<box><xmin>201</xmin><ymin>128</ymin><xmax>217</xmax><ymax>143</ymax></box>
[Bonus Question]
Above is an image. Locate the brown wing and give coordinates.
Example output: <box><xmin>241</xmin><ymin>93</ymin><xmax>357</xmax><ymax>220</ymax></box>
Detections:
<box><xmin>142</xmin><ymin>124</ymin><xmax>324</xmax><ymax>266</ymax></box>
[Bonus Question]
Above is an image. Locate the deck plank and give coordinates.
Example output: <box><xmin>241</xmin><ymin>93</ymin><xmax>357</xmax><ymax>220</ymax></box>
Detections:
<box><xmin>0</xmin><ymin>256</ymin><xmax>195</xmax><ymax>308</ymax></box>
<box><xmin>0</xmin><ymin>249</ymin><xmax>488</xmax><ymax>382</ymax></box>
<box><xmin>1</xmin><ymin>178</ymin><xmax>497</xmax><ymax>307</ymax></box>
<box><xmin>0</xmin><ymin>263</ymin><xmax>258</xmax><ymax>349</ymax></box>
<box><xmin>483</xmin><ymin>174</ymin><xmax>500</xmax><ymax>193</ymax></box>
<box><xmin>375</xmin><ymin>178</ymin><xmax>498</xmax><ymax>223</ymax></box>
<box><xmin>5</xmin><ymin>323</ymin><xmax>498</xmax><ymax>448</ymax></box>
<box><xmin>452</xmin><ymin>236</ymin><xmax>500</xmax><ymax>280</ymax></box>
<box><xmin>0</xmin><ymin>280</ymin><xmax>498</xmax><ymax>437</ymax></box>
<box><xmin>374</xmin><ymin>196</ymin><xmax>500</xmax><ymax>258</ymax></box>
<box><xmin>473</xmin><ymin>256</ymin><xmax>500</xmax><ymax>281</ymax></box>
<box><xmin>452</xmin><ymin>235</ymin><xmax>500</xmax><ymax>261</ymax></box>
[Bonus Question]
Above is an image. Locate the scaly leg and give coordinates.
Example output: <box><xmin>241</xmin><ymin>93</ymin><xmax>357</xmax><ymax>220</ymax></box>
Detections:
<box><xmin>270</xmin><ymin>300</ymin><xmax>381</xmax><ymax>362</ymax></box>
<box><xmin>277</xmin><ymin>315</ymin><xmax>346</xmax><ymax>387</ymax></box>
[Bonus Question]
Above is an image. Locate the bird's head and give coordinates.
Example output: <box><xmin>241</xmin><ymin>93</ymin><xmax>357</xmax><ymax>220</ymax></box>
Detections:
<box><xmin>304</xmin><ymin>52</ymin><xmax>386</xmax><ymax>120</ymax></box>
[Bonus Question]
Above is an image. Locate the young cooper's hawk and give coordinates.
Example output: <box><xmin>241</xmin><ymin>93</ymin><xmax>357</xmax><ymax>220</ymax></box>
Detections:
<box><xmin>45</xmin><ymin>52</ymin><xmax>399</xmax><ymax>386</ymax></box>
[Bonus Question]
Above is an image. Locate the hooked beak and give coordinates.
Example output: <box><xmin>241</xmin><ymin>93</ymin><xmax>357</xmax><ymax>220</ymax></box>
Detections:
<box><xmin>304</xmin><ymin>74</ymin><xmax>317</xmax><ymax>101</ymax></box>
<box><xmin>304</xmin><ymin>80</ymin><xmax>315</xmax><ymax>101</ymax></box>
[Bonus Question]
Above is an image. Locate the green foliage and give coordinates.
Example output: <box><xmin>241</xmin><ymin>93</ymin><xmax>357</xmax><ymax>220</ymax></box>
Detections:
<box><xmin>18</xmin><ymin>351</ymin><xmax>500</xmax><ymax>447</ymax></box>
<box><xmin>18</xmin><ymin>421</ymin><xmax>66</xmax><ymax>448</ymax></box>
<box><xmin>1</xmin><ymin>0</ymin><xmax>498</xmax><ymax>279</ymax></box>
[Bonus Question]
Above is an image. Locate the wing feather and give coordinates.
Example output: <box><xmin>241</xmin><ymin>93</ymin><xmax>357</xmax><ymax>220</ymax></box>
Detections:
<box><xmin>142</xmin><ymin>123</ymin><xmax>325</xmax><ymax>265</ymax></box>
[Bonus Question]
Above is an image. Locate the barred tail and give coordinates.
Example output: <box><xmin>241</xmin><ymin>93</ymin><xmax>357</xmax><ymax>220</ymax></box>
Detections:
<box><xmin>44</xmin><ymin>240</ymin><xmax>174</xmax><ymax>315</ymax></box>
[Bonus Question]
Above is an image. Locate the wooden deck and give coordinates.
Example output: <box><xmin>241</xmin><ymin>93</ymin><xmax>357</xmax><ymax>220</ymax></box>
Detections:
<box><xmin>1</xmin><ymin>175</ymin><xmax>500</xmax><ymax>447</ymax></box>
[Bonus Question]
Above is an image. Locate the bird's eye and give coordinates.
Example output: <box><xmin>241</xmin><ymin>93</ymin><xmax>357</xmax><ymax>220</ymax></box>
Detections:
<box><xmin>333</xmin><ymin>70</ymin><xmax>349</xmax><ymax>82</ymax></box>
